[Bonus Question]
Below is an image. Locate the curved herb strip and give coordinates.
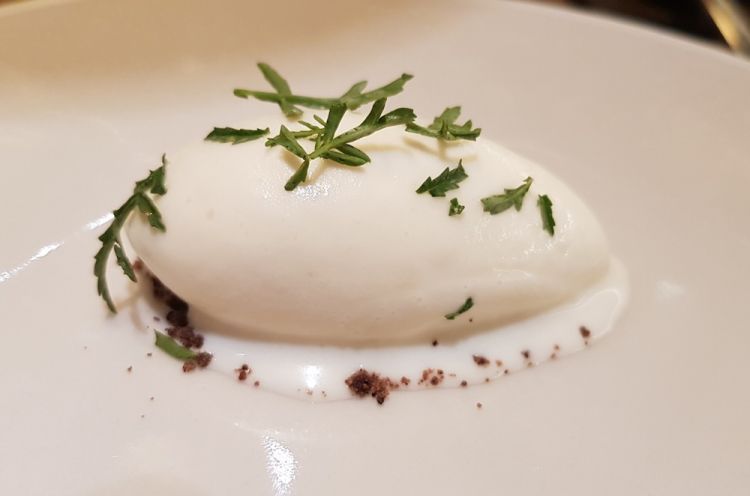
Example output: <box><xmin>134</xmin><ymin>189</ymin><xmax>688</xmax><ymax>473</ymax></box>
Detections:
<box><xmin>94</xmin><ymin>155</ymin><xmax>167</xmax><ymax>312</ymax></box>
<box><xmin>537</xmin><ymin>194</ymin><xmax>556</xmax><ymax>236</ymax></box>
<box><xmin>416</xmin><ymin>159</ymin><xmax>468</xmax><ymax>197</ymax></box>
<box><xmin>449</xmin><ymin>198</ymin><xmax>465</xmax><ymax>216</ymax></box>
<box><xmin>480</xmin><ymin>177</ymin><xmax>533</xmax><ymax>215</ymax></box>
<box><xmin>445</xmin><ymin>297</ymin><xmax>474</xmax><ymax>320</ymax></box>
<box><xmin>154</xmin><ymin>331</ymin><xmax>197</xmax><ymax>361</ymax></box>
<box><xmin>234</xmin><ymin>63</ymin><xmax>413</xmax><ymax>113</ymax></box>
<box><xmin>205</xmin><ymin>127</ymin><xmax>269</xmax><ymax>144</ymax></box>
<box><xmin>406</xmin><ymin>106</ymin><xmax>481</xmax><ymax>141</ymax></box>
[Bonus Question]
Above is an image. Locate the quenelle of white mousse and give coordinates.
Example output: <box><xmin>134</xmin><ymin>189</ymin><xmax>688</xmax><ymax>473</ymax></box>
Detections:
<box><xmin>127</xmin><ymin>114</ymin><xmax>610</xmax><ymax>345</ymax></box>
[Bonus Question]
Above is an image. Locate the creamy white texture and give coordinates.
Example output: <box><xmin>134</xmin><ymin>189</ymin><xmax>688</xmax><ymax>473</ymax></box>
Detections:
<box><xmin>127</xmin><ymin>115</ymin><xmax>610</xmax><ymax>345</ymax></box>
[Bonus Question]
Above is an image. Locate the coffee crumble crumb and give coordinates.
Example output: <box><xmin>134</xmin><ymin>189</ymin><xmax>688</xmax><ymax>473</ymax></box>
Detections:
<box><xmin>521</xmin><ymin>350</ymin><xmax>531</xmax><ymax>360</ymax></box>
<box><xmin>476</xmin><ymin>402</ymin><xmax>482</xmax><ymax>409</ymax></box>
<box><xmin>146</xmin><ymin>352</ymin><xmax>152</xmax><ymax>357</ymax></box>
<box><xmin>182</xmin><ymin>361</ymin><xmax>197</xmax><ymax>373</ymax></box>
<box><xmin>166</xmin><ymin>325</ymin><xmax>204</xmax><ymax>349</ymax></box>
<box><xmin>345</xmin><ymin>369</ymin><xmax>396</xmax><ymax>404</ymax></box>
<box><xmin>127</xmin><ymin>366</ymin><xmax>133</xmax><ymax>373</ymax></box>
<box><xmin>254</xmin><ymin>380</ymin><xmax>260</xmax><ymax>387</ymax></box>
<box><xmin>484</xmin><ymin>377</ymin><xmax>490</xmax><ymax>383</ymax></box>
<box><xmin>550</xmin><ymin>352</ymin><xmax>558</xmax><ymax>360</ymax></box>
<box><xmin>579</xmin><ymin>326</ymin><xmax>591</xmax><ymax>344</ymax></box>
<box><xmin>166</xmin><ymin>309</ymin><xmax>189</xmax><ymax>327</ymax></box>
<box><xmin>400</xmin><ymin>376</ymin><xmax>411</xmax><ymax>386</ymax></box>
<box><xmin>469</xmin><ymin>318</ymin><xmax>474</xmax><ymax>323</ymax></box>
<box><xmin>431</xmin><ymin>339</ymin><xmax>439</xmax><ymax>346</ymax></box>
<box><xmin>495</xmin><ymin>360</ymin><xmax>503</xmax><ymax>367</ymax></box>
<box><xmin>472</xmin><ymin>354</ymin><xmax>490</xmax><ymax>366</ymax></box>
<box><xmin>503</xmin><ymin>369</ymin><xmax>509</xmax><ymax>375</ymax></box>
<box><xmin>237</xmin><ymin>364</ymin><xmax>251</xmax><ymax>381</ymax></box>
<box><xmin>460</xmin><ymin>380</ymin><xmax>468</xmax><ymax>387</ymax></box>
<box><xmin>153</xmin><ymin>316</ymin><xmax>161</xmax><ymax>322</ymax></box>
<box><xmin>133</xmin><ymin>259</ymin><xmax>144</xmax><ymax>272</ymax></box>
<box><xmin>149</xmin><ymin>396</ymin><xmax>154</xmax><ymax>401</ymax></box>
<box><xmin>194</xmin><ymin>352</ymin><xmax>212</xmax><ymax>368</ymax></box>
<box><xmin>554</xmin><ymin>344</ymin><xmax>560</xmax><ymax>351</ymax></box>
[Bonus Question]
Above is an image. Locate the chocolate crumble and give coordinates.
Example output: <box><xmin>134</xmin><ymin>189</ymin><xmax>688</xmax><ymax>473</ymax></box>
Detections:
<box><xmin>166</xmin><ymin>326</ymin><xmax>204</xmax><ymax>349</ymax></box>
<box><xmin>521</xmin><ymin>350</ymin><xmax>531</xmax><ymax>360</ymax></box>
<box><xmin>253</xmin><ymin>380</ymin><xmax>260</xmax><ymax>387</ymax></box>
<box><xmin>345</xmin><ymin>369</ymin><xmax>396</xmax><ymax>404</ymax></box>
<box><xmin>579</xmin><ymin>326</ymin><xmax>591</xmax><ymax>339</ymax></box>
<box><xmin>127</xmin><ymin>366</ymin><xmax>133</xmax><ymax>373</ymax></box>
<box><xmin>237</xmin><ymin>364</ymin><xmax>251</xmax><ymax>381</ymax></box>
<box><xmin>472</xmin><ymin>354</ymin><xmax>490</xmax><ymax>367</ymax></box>
<box><xmin>460</xmin><ymin>380</ymin><xmax>468</xmax><ymax>387</ymax></box>
<box><xmin>400</xmin><ymin>376</ymin><xmax>411</xmax><ymax>386</ymax></box>
<box><xmin>476</xmin><ymin>402</ymin><xmax>483</xmax><ymax>409</ymax></box>
<box><xmin>431</xmin><ymin>339</ymin><xmax>439</xmax><ymax>347</ymax></box>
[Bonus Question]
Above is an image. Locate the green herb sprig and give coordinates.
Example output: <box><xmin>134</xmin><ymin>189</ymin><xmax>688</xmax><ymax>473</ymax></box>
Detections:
<box><xmin>205</xmin><ymin>127</ymin><xmax>269</xmax><ymax>144</ymax></box>
<box><xmin>480</xmin><ymin>177</ymin><xmax>533</xmax><ymax>215</ymax></box>
<box><xmin>537</xmin><ymin>194</ymin><xmax>556</xmax><ymax>235</ymax></box>
<box><xmin>268</xmin><ymin>99</ymin><xmax>417</xmax><ymax>190</ymax></box>
<box><xmin>449</xmin><ymin>198</ymin><xmax>465</xmax><ymax>216</ymax></box>
<box><xmin>154</xmin><ymin>331</ymin><xmax>197</xmax><ymax>361</ymax></box>
<box><xmin>416</xmin><ymin>159</ymin><xmax>468</xmax><ymax>197</ymax></box>
<box><xmin>94</xmin><ymin>155</ymin><xmax>167</xmax><ymax>312</ymax></box>
<box><xmin>234</xmin><ymin>63</ymin><xmax>414</xmax><ymax>116</ymax></box>
<box><xmin>445</xmin><ymin>297</ymin><xmax>474</xmax><ymax>320</ymax></box>
<box><xmin>407</xmin><ymin>106</ymin><xmax>481</xmax><ymax>141</ymax></box>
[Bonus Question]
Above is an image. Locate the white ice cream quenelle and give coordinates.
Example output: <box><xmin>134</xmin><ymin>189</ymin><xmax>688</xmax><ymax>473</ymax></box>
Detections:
<box><xmin>127</xmin><ymin>114</ymin><xmax>610</xmax><ymax>345</ymax></box>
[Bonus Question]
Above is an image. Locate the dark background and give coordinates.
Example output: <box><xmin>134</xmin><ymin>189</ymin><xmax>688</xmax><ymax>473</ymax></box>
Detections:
<box><xmin>549</xmin><ymin>0</ymin><xmax>749</xmax><ymax>47</ymax></box>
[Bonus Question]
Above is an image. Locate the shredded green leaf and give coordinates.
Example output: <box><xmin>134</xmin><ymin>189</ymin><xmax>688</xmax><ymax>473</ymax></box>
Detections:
<box><xmin>445</xmin><ymin>297</ymin><xmax>474</xmax><ymax>320</ymax></box>
<box><xmin>449</xmin><ymin>198</ymin><xmax>465</xmax><ymax>216</ymax></box>
<box><xmin>537</xmin><ymin>194</ymin><xmax>556</xmax><ymax>236</ymax></box>
<box><xmin>154</xmin><ymin>331</ymin><xmax>197</xmax><ymax>361</ymax></box>
<box><xmin>406</xmin><ymin>106</ymin><xmax>481</xmax><ymax>141</ymax></box>
<box><xmin>205</xmin><ymin>127</ymin><xmax>269</xmax><ymax>145</ymax></box>
<box><xmin>416</xmin><ymin>160</ymin><xmax>469</xmax><ymax>197</ymax></box>
<box><xmin>94</xmin><ymin>155</ymin><xmax>168</xmax><ymax>312</ymax></box>
<box><xmin>480</xmin><ymin>177</ymin><xmax>533</xmax><ymax>215</ymax></box>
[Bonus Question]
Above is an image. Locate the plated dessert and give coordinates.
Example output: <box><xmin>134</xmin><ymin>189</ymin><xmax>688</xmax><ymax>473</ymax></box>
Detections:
<box><xmin>94</xmin><ymin>63</ymin><xmax>628</xmax><ymax>402</ymax></box>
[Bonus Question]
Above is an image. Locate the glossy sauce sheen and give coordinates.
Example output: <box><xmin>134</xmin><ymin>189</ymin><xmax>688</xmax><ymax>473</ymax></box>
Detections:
<box><xmin>127</xmin><ymin>114</ymin><xmax>612</xmax><ymax>345</ymax></box>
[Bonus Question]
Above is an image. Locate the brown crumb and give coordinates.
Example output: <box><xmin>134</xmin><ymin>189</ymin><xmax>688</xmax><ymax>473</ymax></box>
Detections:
<box><xmin>580</xmin><ymin>326</ymin><xmax>591</xmax><ymax>339</ymax></box>
<box><xmin>476</xmin><ymin>402</ymin><xmax>483</xmax><ymax>409</ymax></box>
<box><xmin>469</xmin><ymin>318</ymin><xmax>474</xmax><ymax>323</ymax></box>
<box><xmin>460</xmin><ymin>380</ymin><xmax>468</xmax><ymax>387</ymax></box>
<box><xmin>166</xmin><ymin>309</ymin><xmax>189</xmax><ymax>327</ymax></box>
<box><xmin>431</xmin><ymin>339</ymin><xmax>439</xmax><ymax>346</ymax></box>
<box><xmin>166</xmin><ymin>326</ymin><xmax>204</xmax><ymax>349</ymax></box>
<box><xmin>322</xmin><ymin>391</ymin><xmax>327</xmax><ymax>397</ymax></box>
<box><xmin>503</xmin><ymin>369</ymin><xmax>509</xmax><ymax>375</ymax></box>
<box><xmin>554</xmin><ymin>344</ymin><xmax>560</xmax><ymax>351</ymax></box>
<box><xmin>495</xmin><ymin>360</ymin><xmax>503</xmax><ymax>367</ymax></box>
<box><xmin>149</xmin><ymin>396</ymin><xmax>154</xmax><ymax>401</ymax></box>
<box><xmin>126</xmin><ymin>366</ymin><xmax>133</xmax><ymax>373</ymax></box>
<box><xmin>253</xmin><ymin>380</ymin><xmax>260</xmax><ymax>387</ymax></box>
<box><xmin>400</xmin><ymin>376</ymin><xmax>411</xmax><ymax>386</ymax></box>
<box><xmin>153</xmin><ymin>316</ymin><xmax>161</xmax><ymax>322</ymax></box>
<box><xmin>236</xmin><ymin>363</ymin><xmax>251</xmax><ymax>381</ymax></box>
<box><xmin>194</xmin><ymin>352</ymin><xmax>212</xmax><ymax>368</ymax></box>
<box><xmin>472</xmin><ymin>354</ymin><xmax>490</xmax><ymax>367</ymax></box>
<box><xmin>140</xmin><ymin>414</ymin><xmax>145</xmax><ymax>418</ymax></box>
<box><xmin>418</xmin><ymin>368</ymin><xmax>444</xmax><ymax>387</ymax></box>
<box><xmin>182</xmin><ymin>361</ymin><xmax>197</xmax><ymax>373</ymax></box>
<box><xmin>146</xmin><ymin>352</ymin><xmax>152</xmax><ymax>358</ymax></box>
<box><xmin>133</xmin><ymin>259</ymin><xmax>144</xmax><ymax>272</ymax></box>
<box><xmin>550</xmin><ymin>352</ymin><xmax>558</xmax><ymax>360</ymax></box>
<box><xmin>345</xmin><ymin>369</ymin><xmax>395</xmax><ymax>404</ymax></box>
<box><xmin>484</xmin><ymin>377</ymin><xmax>490</xmax><ymax>383</ymax></box>
<box><xmin>521</xmin><ymin>350</ymin><xmax>531</xmax><ymax>360</ymax></box>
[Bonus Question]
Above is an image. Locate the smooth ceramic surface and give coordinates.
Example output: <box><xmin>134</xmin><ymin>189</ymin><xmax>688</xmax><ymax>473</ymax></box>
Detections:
<box><xmin>1</xmin><ymin>0</ymin><xmax>749</xmax><ymax>494</ymax></box>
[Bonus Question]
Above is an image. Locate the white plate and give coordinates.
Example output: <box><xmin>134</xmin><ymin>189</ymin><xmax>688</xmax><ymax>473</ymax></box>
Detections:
<box><xmin>2</xmin><ymin>0</ymin><xmax>749</xmax><ymax>494</ymax></box>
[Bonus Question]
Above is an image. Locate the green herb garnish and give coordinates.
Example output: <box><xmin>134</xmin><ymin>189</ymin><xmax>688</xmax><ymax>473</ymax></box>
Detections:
<box><xmin>416</xmin><ymin>160</ymin><xmax>468</xmax><ymax>197</ymax></box>
<box><xmin>445</xmin><ymin>297</ymin><xmax>474</xmax><ymax>320</ymax></box>
<box><xmin>406</xmin><ymin>106</ymin><xmax>481</xmax><ymax>141</ymax></box>
<box><xmin>480</xmin><ymin>177</ymin><xmax>533</xmax><ymax>215</ymax></box>
<box><xmin>154</xmin><ymin>331</ymin><xmax>197</xmax><ymax>361</ymax></box>
<box><xmin>234</xmin><ymin>63</ymin><xmax>413</xmax><ymax>115</ymax></box>
<box><xmin>205</xmin><ymin>127</ymin><xmax>269</xmax><ymax>144</ymax></box>
<box><xmin>537</xmin><ymin>194</ymin><xmax>556</xmax><ymax>236</ymax></box>
<box><xmin>269</xmin><ymin>98</ymin><xmax>416</xmax><ymax>190</ymax></box>
<box><xmin>94</xmin><ymin>155</ymin><xmax>167</xmax><ymax>312</ymax></box>
<box><xmin>449</xmin><ymin>198</ymin><xmax>465</xmax><ymax>216</ymax></box>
